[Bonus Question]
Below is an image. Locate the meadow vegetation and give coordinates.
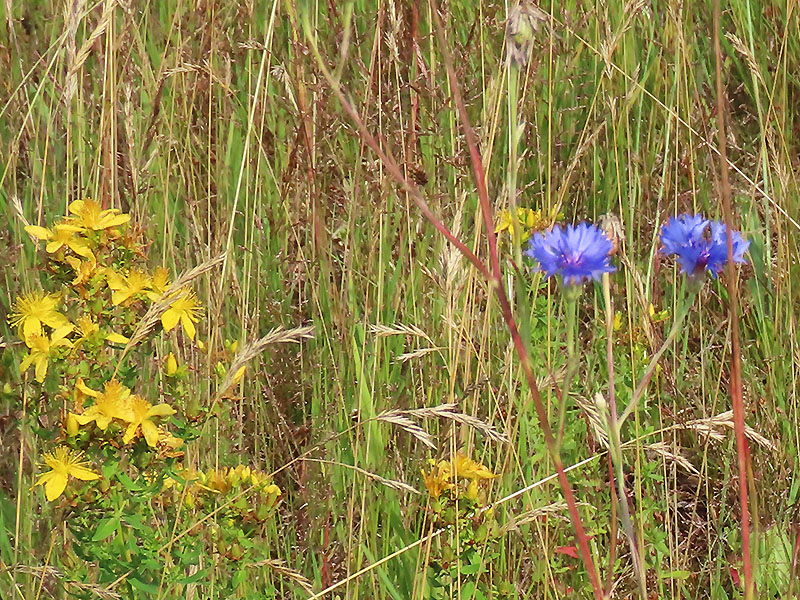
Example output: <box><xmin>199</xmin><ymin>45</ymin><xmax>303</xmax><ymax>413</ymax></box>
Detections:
<box><xmin>1</xmin><ymin>0</ymin><xmax>799</xmax><ymax>598</ymax></box>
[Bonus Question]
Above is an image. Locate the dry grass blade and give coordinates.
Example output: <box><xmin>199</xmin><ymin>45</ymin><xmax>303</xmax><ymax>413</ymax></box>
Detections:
<box><xmin>682</xmin><ymin>411</ymin><xmax>774</xmax><ymax>451</ymax></box>
<box><xmin>500</xmin><ymin>502</ymin><xmax>571</xmax><ymax>534</ymax></box>
<box><xmin>645</xmin><ymin>442</ymin><xmax>699</xmax><ymax>475</ymax></box>
<box><xmin>575</xmin><ymin>394</ymin><xmax>609</xmax><ymax>449</ymax></box>
<box><xmin>10</xmin><ymin>195</ymin><xmax>30</xmax><ymax>229</ymax></box>
<box><xmin>369</xmin><ymin>322</ymin><xmax>432</xmax><ymax>342</ymax></box>
<box><xmin>406</xmin><ymin>403</ymin><xmax>509</xmax><ymax>444</ymax></box>
<box><xmin>115</xmin><ymin>254</ymin><xmax>226</xmax><ymax>371</ymax></box>
<box><xmin>69</xmin><ymin>0</ymin><xmax>116</xmax><ymax>77</ymax></box>
<box><xmin>395</xmin><ymin>347</ymin><xmax>445</xmax><ymax>363</ymax></box>
<box><xmin>216</xmin><ymin>325</ymin><xmax>315</xmax><ymax>397</ymax></box>
<box><xmin>302</xmin><ymin>457</ymin><xmax>420</xmax><ymax>495</ymax></box>
<box><xmin>12</xmin><ymin>564</ymin><xmax>121</xmax><ymax>599</ymax></box>
<box><xmin>165</xmin><ymin>253</ymin><xmax>226</xmax><ymax>296</ymax></box>
<box><xmin>375</xmin><ymin>410</ymin><xmax>436</xmax><ymax>449</ymax></box>
<box><xmin>246</xmin><ymin>558</ymin><xmax>314</xmax><ymax>595</ymax></box>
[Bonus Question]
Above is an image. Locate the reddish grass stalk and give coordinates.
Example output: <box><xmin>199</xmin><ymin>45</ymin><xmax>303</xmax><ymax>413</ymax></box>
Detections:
<box><xmin>428</xmin><ymin>4</ymin><xmax>604</xmax><ymax>598</ymax></box>
<box><xmin>712</xmin><ymin>0</ymin><xmax>753</xmax><ymax>597</ymax></box>
<box><xmin>306</xmin><ymin>7</ymin><xmax>604</xmax><ymax>597</ymax></box>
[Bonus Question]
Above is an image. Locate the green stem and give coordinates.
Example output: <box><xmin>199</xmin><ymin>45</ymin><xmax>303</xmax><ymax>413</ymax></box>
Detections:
<box><xmin>601</xmin><ymin>273</ymin><xmax>647</xmax><ymax>599</ymax></box>
<box><xmin>618</xmin><ymin>281</ymin><xmax>700</xmax><ymax>427</ymax></box>
<box><xmin>556</xmin><ymin>289</ymin><xmax>579</xmax><ymax>447</ymax></box>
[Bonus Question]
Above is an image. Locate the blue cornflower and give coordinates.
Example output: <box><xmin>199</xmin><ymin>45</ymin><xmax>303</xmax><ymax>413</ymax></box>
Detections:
<box><xmin>525</xmin><ymin>222</ymin><xmax>616</xmax><ymax>286</ymax></box>
<box><xmin>660</xmin><ymin>214</ymin><xmax>749</xmax><ymax>278</ymax></box>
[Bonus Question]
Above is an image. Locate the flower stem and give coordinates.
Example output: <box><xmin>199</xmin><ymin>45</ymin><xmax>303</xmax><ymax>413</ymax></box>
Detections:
<box><xmin>618</xmin><ymin>282</ymin><xmax>699</xmax><ymax>427</ymax></box>
<box><xmin>602</xmin><ymin>273</ymin><xmax>647</xmax><ymax>599</ymax></box>
<box><xmin>556</xmin><ymin>287</ymin><xmax>580</xmax><ymax>447</ymax></box>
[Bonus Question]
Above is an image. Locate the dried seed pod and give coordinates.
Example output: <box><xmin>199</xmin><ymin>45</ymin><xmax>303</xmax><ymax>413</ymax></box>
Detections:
<box><xmin>598</xmin><ymin>212</ymin><xmax>624</xmax><ymax>256</ymax></box>
<box><xmin>506</xmin><ymin>2</ymin><xmax>549</xmax><ymax>67</ymax></box>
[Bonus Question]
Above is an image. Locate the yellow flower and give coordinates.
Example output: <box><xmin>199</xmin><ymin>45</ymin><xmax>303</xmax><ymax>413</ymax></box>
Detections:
<box><xmin>122</xmin><ymin>396</ymin><xmax>176</xmax><ymax>447</ymax></box>
<box><xmin>106</xmin><ymin>269</ymin><xmax>152</xmax><ymax>305</ymax></box>
<box><xmin>9</xmin><ymin>291</ymin><xmax>70</xmax><ymax>339</ymax></box>
<box><xmin>75</xmin><ymin>316</ymin><xmax>100</xmax><ymax>342</ymax></box>
<box><xmin>65</xmin><ymin>255</ymin><xmax>101</xmax><ymax>286</ymax></box>
<box><xmin>165</xmin><ymin>352</ymin><xmax>178</xmax><ymax>376</ymax></box>
<box><xmin>421</xmin><ymin>460</ymin><xmax>453</xmax><ymax>499</ymax></box>
<box><xmin>73</xmin><ymin>379</ymin><xmax>135</xmax><ymax>430</ymax></box>
<box><xmin>19</xmin><ymin>326</ymin><xmax>73</xmax><ymax>382</ymax></box>
<box><xmin>34</xmin><ymin>447</ymin><xmax>99</xmax><ymax>502</ymax></box>
<box><xmin>65</xmin><ymin>199</ymin><xmax>130</xmax><ymax>231</ymax></box>
<box><xmin>495</xmin><ymin>210</ymin><xmax>515</xmax><ymax>234</ymax></box>
<box><xmin>451</xmin><ymin>453</ymin><xmax>498</xmax><ymax>481</ymax></box>
<box><xmin>161</xmin><ymin>291</ymin><xmax>202</xmax><ymax>340</ymax></box>
<box><xmin>25</xmin><ymin>224</ymin><xmax>94</xmax><ymax>258</ymax></box>
<box><xmin>148</xmin><ymin>267</ymin><xmax>171</xmax><ymax>300</ymax></box>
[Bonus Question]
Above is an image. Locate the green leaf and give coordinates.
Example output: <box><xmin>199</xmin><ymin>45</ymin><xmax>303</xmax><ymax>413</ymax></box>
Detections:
<box><xmin>129</xmin><ymin>577</ymin><xmax>160</xmax><ymax>594</ymax></box>
<box><xmin>176</xmin><ymin>568</ymin><xmax>210</xmax><ymax>584</ymax></box>
<box><xmin>92</xmin><ymin>516</ymin><xmax>120</xmax><ymax>542</ymax></box>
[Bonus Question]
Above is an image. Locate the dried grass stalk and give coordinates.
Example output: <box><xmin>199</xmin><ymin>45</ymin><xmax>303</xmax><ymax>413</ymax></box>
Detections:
<box><xmin>121</xmin><ymin>254</ymin><xmax>226</xmax><ymax>356</ymax></box>
<box><xmin>376</xmin><ymin>410</ymin><xmax>436</xmax><ymax>450</ymax></box>
<box><xmin>645</xmin><ymin>442</ymin><xmax>699</xmax><ymax>475</ymax></box>
<box><xmin>501</xmin><ymin>502</ymin><xmax>571</xmax><ymax>534</ymax></box>
<box><xmin>302</xmin><ymin>457</ymin><xmax>419</xmax><ymax>495</ymax></box>
<box><xmin>395</xmin><ymin>347</ymin><xmax>444</xmax><ymax>363</ymax></box>
<box><xmin>682</xmin><ymin>410</ymin><xmax>774</xmax><ymax>450</ymax></box>
<box><xmin>216</xmin><ymin>325</ymin><xmax>315</xmax><ymax>398</ymax></box>
<box><xmin>12</xmin><ymin>564</ymin><xmax>121</xmax><ymax>599</ymax></box>
<box><xmin>246</xmin><ymin>558</ymin><xmax>314</xmax><ymax>595</ymax></box>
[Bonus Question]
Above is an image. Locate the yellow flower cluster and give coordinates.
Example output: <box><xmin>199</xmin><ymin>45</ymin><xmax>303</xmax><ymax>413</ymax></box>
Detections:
<box><xmin>12</xmin><ymin>200</ymin><xmax>203</xmax><ymax>502</ymax></box>
<box><xmin>421</xmin><ymin>452</ymin><xmax>498</xmax><ymax>502</ymax></box>
<box><xmin>162</xmin><ymin>466</ymin><xmax>281</xmax><ymax>518</ymax></box>
<box><xmin>495</xmin><ymin>207</ymin><xmax>558</xmax><ymax>242</ymax></box>
<box><xmin>67</xmin><ymin>379</ymin><xmax>178</xmax><ymax>448</ymax></box>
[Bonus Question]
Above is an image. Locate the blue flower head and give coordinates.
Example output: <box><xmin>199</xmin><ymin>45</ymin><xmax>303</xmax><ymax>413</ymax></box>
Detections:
<box><xmin>660</xmin><ymin>214</ymin><xmax>750</xmax><ymax>278</ymax></box>
<box><xmin>525</xmin><ymin>222</ymin><xmax>616</xmax><ymax>286</ymax></box>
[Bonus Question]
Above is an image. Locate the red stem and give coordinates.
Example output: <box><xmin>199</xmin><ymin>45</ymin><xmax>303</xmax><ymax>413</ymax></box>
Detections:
<box><xmin>712</xmin><ymin>0</ymin><xmax>753</xmax><ymax>597</ymax></box>
<box><xmin>428</xmin><ymin>4</ymin><xmax>604</xmax><ymax>598</ymax></box>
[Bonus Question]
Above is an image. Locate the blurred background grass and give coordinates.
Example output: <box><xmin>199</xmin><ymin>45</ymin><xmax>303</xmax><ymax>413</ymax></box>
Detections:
<box><xmin>1</xmin><ymin>0</ymin><xmax>799</xmax><ymax>597</ymax></box>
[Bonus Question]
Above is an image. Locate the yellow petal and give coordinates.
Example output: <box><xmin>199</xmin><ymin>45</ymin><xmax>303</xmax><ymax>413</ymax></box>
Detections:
<box><xmin>19</xmin><ymin>352</ymin><xmax>34</xmax><ymax>374</ymax></box>
<box><xmin>34</xmin><ymin>356</ymin><xmax>48</xmax><ymax>382</ymax></box>
<box><xmin>147</xmin><ymin>404</ymin><xmax>176</xmax><ymax>418</ymax></box>
<box><xmin>66</xmin><ymin>413</ymin><xmax>79</xmax><ymax>436</ymax></box>
<box><xmin>68</xmin><ymin>200</ymin><xmax>85</xmax><ymax>215</ymax></box>
<box><xmin>165</xmin><ymin>353</ymin><xmax>178</xmax><ymax>376</ymax></box>
<box><xmin>161</xmin><ymin>308</ymin><xmax>180</xmax><ymax>333</ymax></box>
<box><xmin>68</xmin><ymin>465</ymin><xmax>99</xmax><ymax>481</ymax></box>
<box><xmin>22</xmin><ymin>318</ymin><xmax>42</xmax><ymax>340</ymax></box>
<box><xmin>52</xmin><ymin>325</ymin><xmax>75</xmax><ymax>341</ymax></box>
<box><xmin>104</xmin><ymin>213</ymin><xmax>131</xmax><ymax>227</ymax></box>
<box><xmin>46</xmin><ymin>241</ymin><xmax>63</xmax><ymax>253</ymax></box>
<box><xmin>76</xmin><ymin>378</ymin><xmax>100</xmax><ymax>398</ymax></box>
<box><xmin>122</xmin><ymin>422</ymin><xmax>137</xmax><ymax>444</ymax></box>
<box><xmin>105</xmin><ymin>333</ymin><xmax>129</xmax><ymax>344</ymax></box>
<box><xmin>181</xmin><ymin>314</ymin><xmax>196</xmax><ymax>340</ymax></box>
<box><xmin>44</xmin><ymin>472</ymin><xmax>68</xmax><ymax>501</ymax></box>
<box><xmin>141</xmin><ymin>420</ymin><xmax>160</xmax><ymax>447</ymax></box>
<box><xmin>25</xmin><ymin>225</ymin><xmax>52</xmax><ymax>240</ymax></box>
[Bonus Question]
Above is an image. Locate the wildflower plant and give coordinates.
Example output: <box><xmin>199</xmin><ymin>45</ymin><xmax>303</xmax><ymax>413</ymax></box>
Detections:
<box><xmin>10</xmin><ymin>200</ymin><xmax>283</xmax><ymax>597</ymax></box>
<box><xmin>421</xmin><ymin>452</ymin><xmax>511</xmax><ymax>598</ymax></box>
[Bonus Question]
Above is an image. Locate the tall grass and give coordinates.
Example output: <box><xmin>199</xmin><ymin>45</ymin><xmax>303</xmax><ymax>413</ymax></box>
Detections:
<box><xmin>1</xmin><ymin>0</ymin><xmax>799</xmax><ymax>598</ymax></box>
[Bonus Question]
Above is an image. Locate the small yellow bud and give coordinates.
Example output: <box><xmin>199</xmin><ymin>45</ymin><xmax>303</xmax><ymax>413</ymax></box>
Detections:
<box><xmin>165</xmin><ymin>352</ymin><xmax>178</xmax><ymax>376</ymax></box>
<box><xmin>232</xmin><ymin>366</ymin><xmax>246</xmax><ymax>385</ymax></box>
<box><xmin>66</xmin><ymin>413</ymin><xmax>80</xmax><ymax>436</ymax></box>
<box><xmin>197</xmin><ymin>339</ymin><xmax>206</xmax><ymax>352</ymax></box>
